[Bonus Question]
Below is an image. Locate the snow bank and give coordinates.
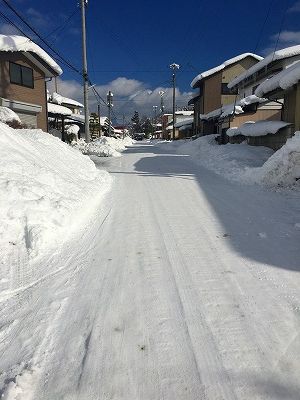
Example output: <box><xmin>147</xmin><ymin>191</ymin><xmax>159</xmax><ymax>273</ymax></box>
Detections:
<box><xmin>66</xmin><ymin>124</ymin><xmax>80</xmax><ymax>135</ymax></box>
<box><xmin>191</xmin><ymin>53</ymin><xmax>262</xmax><ymax>88</ymax></box>
<box><xmin>173</xmin><ymin>133</ymin><xmax>300</xmax><ymax>189</ymax></box>
<box><xmin>227</xmin><ymin>120</ymin><xmax>291</xmax><ymax>137</ymax></box>
<box><xmin>0</xmin><ymin>122</ymin><xmax>112</xmax><ymax>268</ymax></box>
<box><xmin>250</xmin><ymin>132</ymin><xmax>300</xmax><ymax>187</ymax></box>
<box><xmin>0</xmin><ymin>106</ymin><xmax>21</xmax><ymax>124</ymax></box>
<box><xmin>0</xmin><ymin>34</ymin><xmax>62</xmax><ymax>75</ymax></box>
<box><xmin>175</xmin><ymin>135</ymin><xmax>273</xmax><ymax>184</ymax></box>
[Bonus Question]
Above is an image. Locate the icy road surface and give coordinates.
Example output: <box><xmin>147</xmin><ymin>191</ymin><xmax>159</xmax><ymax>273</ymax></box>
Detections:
<box><xmin>1</xmin><ymin>142</ymin><xmax>300</xmax><ymax>400</ymax></box>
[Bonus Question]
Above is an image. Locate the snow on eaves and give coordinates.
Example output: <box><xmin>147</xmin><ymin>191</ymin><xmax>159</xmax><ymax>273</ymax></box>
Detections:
<box><xmin>175</xmin><ymin>110</ymin><xmax>194</xmax><ymax>116</ymax></box>
<box><xmin>226</xmin><ymin>120</ymin><xmax>291</xmax><ymax>137</ymax></box>
<box><xmin>191</xmin><ymin>53</ymin><xmax>262</xmax><ymax>88</ymax></box>
<box><xmin>200</xmin><ymin>103</ymin><xmax>243</xmax><ymax>120</ymax></box>
<box><xmin>228</xmin><ymin>45</ymin><xmax>300</xmax><ymax>89</ymax></box>
<box><xmin>238</xmin><ymin>94</ymin><xmax>267</xmax><ymax>107</ymax></box>
<box><xmin>0</xmin><ymin>34</ymin><xmax>62</xmax><ymax>75</ymax></box>
<box><xmin>51</xmin><ymin>92</ymin><xmax>84</xmax><ymax>108</ymax></box>
<box><xmin>174</xmin><ymin>118</ymin><xmax>194</xmax><ymax>128</ymax></box>
<box><xmin>47</xmin><ymin>102</ymin><xmax>72</xmax><ymax>116</ymax></box>
<box><xmin>255</xmin><ymin>60</ymin><xmax>300</xmax><ymax>97</ymax></box>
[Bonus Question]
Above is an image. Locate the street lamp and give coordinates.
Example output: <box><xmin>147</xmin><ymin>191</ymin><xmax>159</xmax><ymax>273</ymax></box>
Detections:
<box><xmin>159</xmin><ymin>90</ymin><xmax>165</xmax><ymax>113</ymax></box>
<box><xmin>170</xmin><ymin>63</ymin><xmax>180</xmax><ymax>140</ymax></box>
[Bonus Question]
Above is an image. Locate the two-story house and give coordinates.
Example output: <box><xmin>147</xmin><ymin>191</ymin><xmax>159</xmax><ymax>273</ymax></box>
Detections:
<box><xmin>227</xmin><ymin>45</ymin><xmax>300</xmax><ymax>149</ymax></box>
<box><xmin>190</xmin><ymin>53</ymin><xmax>262</xmax><ymax>136</ymax></box>
<box><xmin>0</xmin><ymin>35</ymin><xmax>62</xmax><ymax>131</ymax></box>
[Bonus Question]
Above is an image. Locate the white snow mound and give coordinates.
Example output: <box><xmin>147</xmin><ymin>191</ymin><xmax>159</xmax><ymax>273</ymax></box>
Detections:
<box><xmin>0</xmin><ymin>122</ymin><xmax>112</xmax><ymax>266</ymax></box>
<box><xmin>0</xmin><ymin>106</ymin><xmax>21</xmax><ymax>124</ymax></box>
<box><xmin>73</xmin><ymin>136</ymin><xmax>134</xmax><ymax>158</ymax></box>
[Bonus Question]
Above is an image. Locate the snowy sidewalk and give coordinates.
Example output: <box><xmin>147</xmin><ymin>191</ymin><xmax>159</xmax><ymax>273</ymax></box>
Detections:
<box><xmin>1</xmin><ymin>142</ymin><xmax>300</xmax><ymax>399</ymax></box>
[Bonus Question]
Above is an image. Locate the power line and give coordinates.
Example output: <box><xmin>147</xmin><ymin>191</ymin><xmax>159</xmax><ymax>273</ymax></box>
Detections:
<box><xmin>1</xmin><ymin>0</ymin><xmax>81</xmax><ymax>74</ymax></box>
<box><xmin>253</xmin><ymin>0</ymin><xmax>275</xmax><ymax>53</ymax></box>
<box><xmin>272</xmin><ymin>0</ymin><xmax>290</xmax><ymax>60</ymax></box>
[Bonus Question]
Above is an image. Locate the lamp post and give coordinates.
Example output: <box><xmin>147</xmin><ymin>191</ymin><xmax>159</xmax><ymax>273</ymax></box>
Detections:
<box><xmin>107</xmin><ymin>91</ymin><xmax>113</xmax><ymax>136</ymax></box>
<box><xmin>170</xmin><ymin>63</ymin><xmax>180</xmax><ymax>140</ymax></box>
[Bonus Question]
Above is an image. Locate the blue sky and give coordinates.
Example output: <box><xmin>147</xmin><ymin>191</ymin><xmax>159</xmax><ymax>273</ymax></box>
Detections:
<box><xmin>1</xmin><ymin>0</ymin><xmax>300</xmax><ymax>121</ymax></box>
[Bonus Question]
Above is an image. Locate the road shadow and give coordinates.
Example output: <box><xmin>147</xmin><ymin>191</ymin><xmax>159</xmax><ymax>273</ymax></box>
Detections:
<box><xmin>128</xmin><ymin>143</ymin><xmax>300</xmax><ymax>272</ymax></box>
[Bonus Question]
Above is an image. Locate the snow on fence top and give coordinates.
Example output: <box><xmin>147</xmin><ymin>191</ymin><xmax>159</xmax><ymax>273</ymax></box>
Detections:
<box><xmin>51</xmin><ymin>92</ymin><xmax>84</xmax><ymax>108</ymax></box>
<box><xmin>191</xmin><ymin>53</ymin><xmax>262</xmax><ymax>88</ymax></box>
<box><xmin>0</xmin><ymin>34</ymin><xmax>62</xmax><ymax>75</ymax></box>
<box><xmin>228</xmin><ymin>45</ymin><xmax>300</xmax><ymax>89</ymax></box>
<box><xmin>255</xmin><ymin>60</ymin><xmax>300</xmax><ymax>98</ymax></box>
<box><xmin>0</xmin><ymin>106</ymin><xmax>21</xmax><ymax>124</ymax></box>
<box><xmin>226</xmin><ymin>120</ymin><xmax>291</xmax><ymax>137</ymax></box>
<box><xmin>47</xmin><ymin>102</ymin><xmax>72</xmax><ymax>116</ymax></box>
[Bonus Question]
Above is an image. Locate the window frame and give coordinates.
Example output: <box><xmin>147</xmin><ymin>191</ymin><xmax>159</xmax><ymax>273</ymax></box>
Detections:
<box><xmin>9</xmin><ymin>62</ymin><xmax>34</xmax><ymax>89</ymax></box>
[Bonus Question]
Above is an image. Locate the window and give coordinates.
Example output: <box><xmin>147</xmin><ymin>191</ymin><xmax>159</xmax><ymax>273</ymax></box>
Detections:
<box><xmin>9</xmin><ymin>62</ymin><xmax>34</xmax><ymax>88</ymax></box>
<box><xmin>221</xmin><ymin>83</ymin><xmax>238</xmax><ymax>95</ymax></box>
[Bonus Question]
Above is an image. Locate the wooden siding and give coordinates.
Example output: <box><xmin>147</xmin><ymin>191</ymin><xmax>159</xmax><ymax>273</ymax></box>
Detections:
<box><xmin>0</xmin><ymin>52</ymin><xmax>48</xmax><ymax>131</ymax></box>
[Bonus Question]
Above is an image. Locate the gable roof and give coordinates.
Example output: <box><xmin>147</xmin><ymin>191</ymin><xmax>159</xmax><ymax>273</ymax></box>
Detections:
<box><xmin>0</xmin><ymin>34</ymin><xmax>62</xmax><ymax>76</ymax></box>
<box><xmin>228</xmin><ymin>45</ymin><xmax>300</xmax><ymax>89</ymax></box>
<box><xmin>190</xmin><ymin>53</ymin><xmax>262</xmax><ymax>88</ymax></box>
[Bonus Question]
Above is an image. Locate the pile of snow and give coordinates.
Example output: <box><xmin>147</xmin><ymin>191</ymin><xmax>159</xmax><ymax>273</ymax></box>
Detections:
<box><xmin>66</xmin><ymin>124</ymin><xmax>80</xmax><ymax>135</ymax></box>
<box><xmin>72</xmin><ymin>136</ymin><xmax>134</xmax><ymax>158</ymax></box>
<box><xmin>250</xmin><ymin>132</ymin><xmax>300</xmax><ymax>187</ymax></box>
<box><xmin>0</xmin><ymin>122</ymin><xmax>111</xmax><ymax>279</ymax></box>
<box><xmin>175</xmin><ymin>135</ymin><xmax>273</xmax><ymax>184</ymax></box>
<box><xmin>227</xmin><ymin>120</ymin><xmax>291</xmax><ymax>137</ymax></box>
<box><xmin>191</xmin><ymin>53</ymin><xmax>262</xmax><ymax>88</ymax></box>
<box><xmin>72</xmin><ymin>139</ymin><xmax>121</xmax><ymax>158</ymax></box>
<box><xmin>255</xmin><ymin>60</ymin><xmax>300</xmax><ymax>97</ymax></box>
<box><xmin>0</xmin><ymin>34</ymin><xmax>62</xmax><ymax>75</ymax></box>
<box><xmin>0</xmin><ymin>106</ymin><xmax>21</xmax><ymax>124</ymax></box>
<box><xmin>228</xmin><ymin>45</ymin><xmax>300</xmax><ymax>89</ymax></box>
<box><xmin>173</xmin><ymin>133</ymin><xmax>300</xmax><ymax>189</ymax></box>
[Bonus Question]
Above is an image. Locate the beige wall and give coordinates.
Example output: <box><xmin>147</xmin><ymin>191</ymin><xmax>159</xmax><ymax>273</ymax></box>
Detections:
<box><xmin>0</xmin><ymin>52</ymin><xmax>48</xmax><ymax>131</ymax></box>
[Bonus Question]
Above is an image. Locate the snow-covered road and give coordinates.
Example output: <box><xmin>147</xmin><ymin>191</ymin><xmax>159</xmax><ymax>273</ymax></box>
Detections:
<box><xmin>1</xmin><ymin>142</ymin><xmax>300</xmax><ymax>399</ymax></box>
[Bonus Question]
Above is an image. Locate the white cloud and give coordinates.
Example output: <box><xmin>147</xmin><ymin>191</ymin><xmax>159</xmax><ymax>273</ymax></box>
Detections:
<box><xmin>47</xmin><ymin>77</ymin><xmax>193</xmax><ymax>122</ymax></box>
<box><xmin>288</xmin><ymin>1</ymin><xmax>300</xmax><ymax>12</ymax></box>
<box><xmin>0</xmin><ymin>23</ymin><xmax>22</xmax><ymax>35</ymax></box>
<box><xmin>262</xmin><ymin>30</ymin><xmax>300</xmax><ymax>55</ymax></box>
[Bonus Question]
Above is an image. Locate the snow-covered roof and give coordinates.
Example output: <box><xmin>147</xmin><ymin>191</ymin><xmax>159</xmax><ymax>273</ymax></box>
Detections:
<box><xmin>238</xmin><ymin>94</ymin><xmax>267</xmax><ymax>107</ymax></box>
<box><xmin>51</xmin><ymin>92</ymin><xmax>84</xmax><ymax>108</ymax></box>
<box><xmin>179</xmin><ymin>123</ymin><xmax>193</xmax><ymax>131</ymax></box>
<box><xmin>228</xmin><ymin>45</ymin><xmax>300</xmax><ymax>89</ymax></box>
<box><xmin>47</xmin><ymin>102</ymin><xmax>72</xmax><ymax>116</ymax></box>
<box><xmin>255</xmin><ymin>60</ymin><xmax>300</xmax><ymax>98</ymax></box>
<box><xmin>0</xmin><ymin>34</ymin><xmax>62</xmax><ymax>76</ymax></box>
<box><xmin>191</xmin><ymin>53</ymin><xmax>262</xmax><ymax>88</ymax></box>
<box><xmin>0</xmin><ymin>106</ymin><xmax>21</xmax><ymax>124</ymax></box>
<box><xmin>174</xmin><ymin>117</ymin><xmax>194</xmax><ymax>128</ymax></box>
<box><xmin>226</xmin><ymin>120</ymin><xmax>291</xmax><ymax>137</ymax></box>
<box><xmin>66</xmin><ymin>124</ymin><xmax>80</xmax><ymax>135</ymax></box>
<box><xmin>175</xmin><ymin>110</ymin><xmax>194</xmax><ymax>116</ymax></box>
<box><xmin>200</xmin><ymin>103</ymin><xmax>243</xmax><ymax>120</ymax></box>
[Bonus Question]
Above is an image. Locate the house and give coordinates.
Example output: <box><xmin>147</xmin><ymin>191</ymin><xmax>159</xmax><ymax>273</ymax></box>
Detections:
<box><xmin>161</xmin><ymin>113</ymin><xmax>172</xmax><ymax>139</ymax></box>
<box><xmin>227</xmin><ymin>45</ymin><xmax>300</xmax><ymax>149</ymax></box>
<box><xmin>190</xmin><ymin>53</ymin><xmax>262</xmax><ymax>136</ymax></box>
<box><xmin>166</xmin><ymin>110</ymin><xmax>194</xmax><ymax>140</ymax></box>
<box><xmin>0</xmin><ymin>35</ymin><xmax>62</xmax><ymax>131</ymax></box>
<box><xmin>89</xmin><ymin>114</ymin><xmax>113</xmax><ymax>137</ymax></box>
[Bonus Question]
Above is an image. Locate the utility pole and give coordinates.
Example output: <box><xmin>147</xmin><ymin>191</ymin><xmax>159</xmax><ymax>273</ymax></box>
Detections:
<box><xmin>107</xmin><ymin>91</ymin><xmax>113</xmax><ymax>136</ymax></box>
<box><xmin>122</xmin><ymin>114</ymin><xmax>125</xmax><ymax>138</ymax></box>
<box><xmin>153</xmin><ymin>105</ymin><xmax>158</xmax><ymax>138</ymax></box>
<box><xmin>80</xmin><ymin>0</ymin><xmax>90</xmax><ymax>143</ymax></box>
<box><xmin>170</xmin><ymin>63</ymin><xmax>180</xmax><ymax>140</ymax></box>
<box><xmin>97</xmin><ymin>103</ymin><xmax>101</xmax><ymax>137</ymax></box>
